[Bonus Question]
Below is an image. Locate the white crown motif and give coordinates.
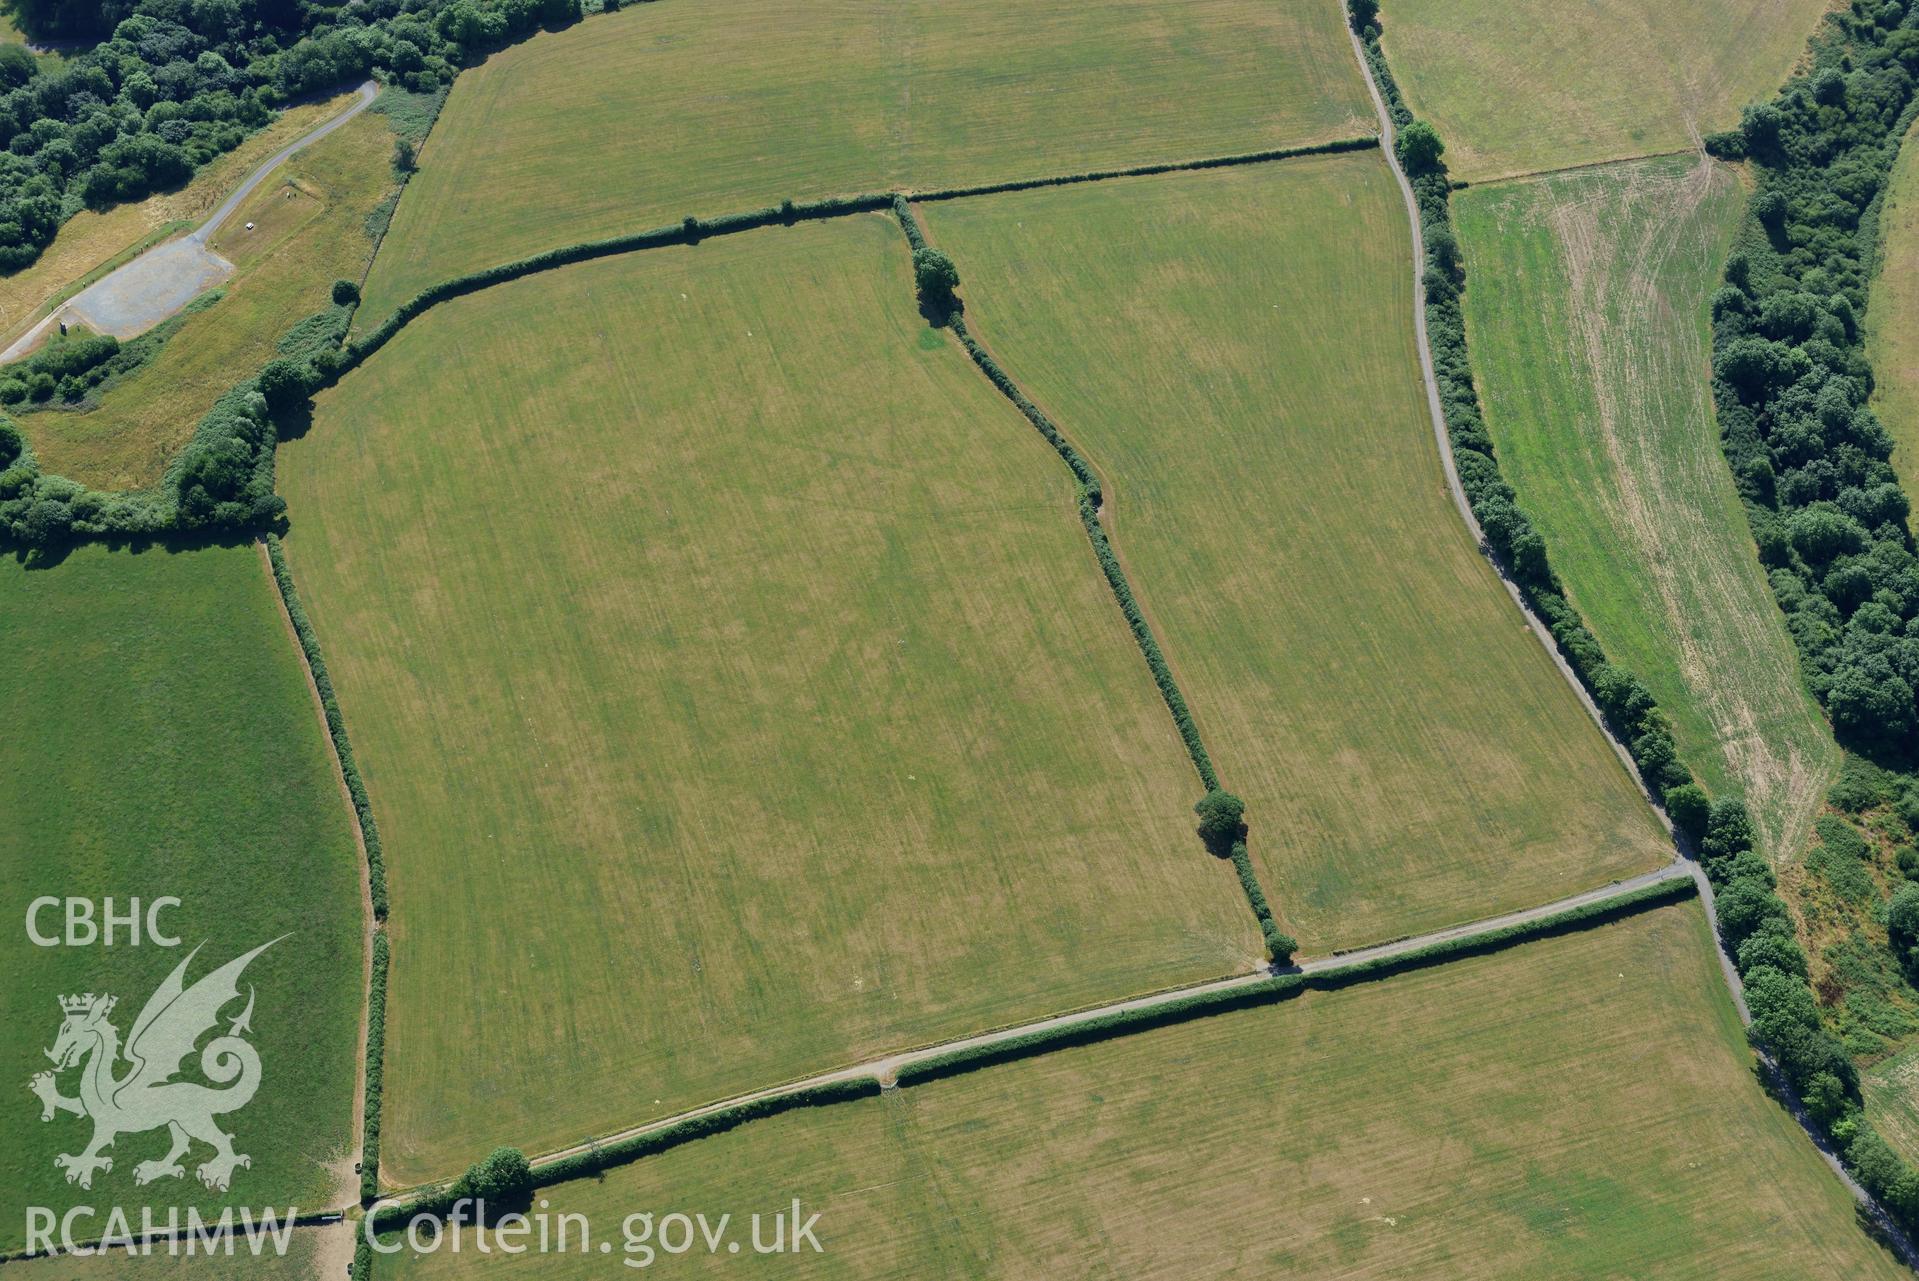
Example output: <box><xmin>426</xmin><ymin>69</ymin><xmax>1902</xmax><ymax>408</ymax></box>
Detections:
<box><xmin>59</xmin><ymin>993</ymin><xmax>114</xmax><ymax>1017</ymax></box>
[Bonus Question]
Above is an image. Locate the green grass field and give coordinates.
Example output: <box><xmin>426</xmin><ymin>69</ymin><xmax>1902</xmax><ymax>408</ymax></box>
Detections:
<box><xmin>1380</xmin><ymin>0</ymin><xmax>1830</xmax><ymax>182</ymax></box>
<box><xmin>380</xmin><ymin>903</ymin><xmax>1903</xmax><ymax>1279</ymax></box>
<box><xmin>355</xmin><ymin>0</ymin><xmax>1372</xmax><ymax>325</ymax></box>
<box><xmin>1867</xmin><ymin>1042</ymin><xmax>1919</xmax><ymax>1166</ymax></box>
<box><xmin>7</xmin><ymin>1221</ymin><xmax>339</xmax><ymax>1279</ymax></box>
<box><xmin>0</xmin><ymin>544</ymin><xmax>364</xmax><ymax>1252</ymax></box>
<box><xmin>919</xmin><ymin>154</ymin><xmax>1670</xmax><ymax>952</ymax></box>
<box><xmin>23</xmin><ymin>110</ymin><xmax>399</xmax><ymax>491</ymax></box>
<box><xmin>278</xmin><ymin>212</ymin><xmax>1261</xmax><ymax>1186</ymax></box>
<box><xmin>1867</xmin><ymin>115</ymin><xmax>1919</xmax><ymax>495</ymax></box>
<box><xmin>1453</xmin><ymin>156</ymin><xmax>1838</xmax><ymax>857</ymax></box>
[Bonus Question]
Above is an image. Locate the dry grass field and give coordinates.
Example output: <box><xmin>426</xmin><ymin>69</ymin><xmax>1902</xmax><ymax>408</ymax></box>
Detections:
<box><xmin>1453</xmin><ymin>156</ymin><xmax>1838</xmax><ymax>857</ymax></box>
<box><xmin>919</xmin><ymin>153</ymin><xmax>1670</xmax><ymax>952</ymax></box>
<box><xmin>22</xmin><ymin>111</ymin><xmax>399</xmax><ymax>491</ymax></box>
<box><xmin>1380</xmin><ymin>0</ymin><xmax>1831</xmax><ymax>182</ymax></box>
<box><xmin>355</xmin><ymin>0</ymin><xmax>1372</xmax><ymax>324</ymax></box>
<box><xmin>380</xmin><ymin>903</ymin><xmax>1904</xmax><ymax>1279</ymax></box>
<box><xmin>278</xmin><ymin>212</ymin><xmax>1259</xmax><ymax>1185</ymax></box>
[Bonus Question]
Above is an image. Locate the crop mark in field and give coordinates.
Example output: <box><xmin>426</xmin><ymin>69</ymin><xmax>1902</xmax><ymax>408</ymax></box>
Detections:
<box><xmin>1539</xmin><ymin>157</ymin><xmax>1827</xmax><ymax>857</ymax></box>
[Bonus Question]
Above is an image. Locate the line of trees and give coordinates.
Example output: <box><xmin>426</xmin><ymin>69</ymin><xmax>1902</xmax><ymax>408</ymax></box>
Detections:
<box><xmin>1705</xmin><ymin>3</ymin><xmax>1919</xmax><ymax>765</ymax></box>
<box><xmin>1351</xmin><ymin>2</ymin><xmax>1710</xmax><ymax>823</ymax></box>
<box><xmin>1365</xmin><ymin>0</ymin><xmax>1919</xmax><ymax>1239</ymax></box>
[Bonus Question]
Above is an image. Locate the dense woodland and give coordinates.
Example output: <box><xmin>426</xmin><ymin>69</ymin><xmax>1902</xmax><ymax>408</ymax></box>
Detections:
<box><xmin>0</xmin><ymin>0</ymin><xmax>580</xmax><ymax>270</ymax></box>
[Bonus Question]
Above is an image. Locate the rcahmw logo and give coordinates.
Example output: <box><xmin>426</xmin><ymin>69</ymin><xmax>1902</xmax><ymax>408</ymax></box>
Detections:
<box><xmin>28</xmin><ymin>937</ymin><xmax>280</xmax><ymax>1192</ymax></box>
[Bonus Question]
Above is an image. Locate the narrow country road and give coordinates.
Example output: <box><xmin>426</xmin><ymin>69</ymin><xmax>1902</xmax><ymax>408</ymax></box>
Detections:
<box><xmin>0</xmin><ymin>80</ymin><xmax>377</xmax><ymax>362</ymax></box>
<box><xmin>369</xmin><ymin>863</ymin><xmax>1693</xmax><ymax>1217</ymax></box>
<box><xmin>1337</xmin><ymin>13</ymin><xmax>1917</xmax><ymax>1268</ymax></box>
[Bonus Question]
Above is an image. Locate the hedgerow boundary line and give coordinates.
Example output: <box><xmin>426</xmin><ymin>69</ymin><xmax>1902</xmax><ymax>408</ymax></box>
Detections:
<box><xmin>360</xmin><ymin>870</ymin><xmax>1695</xmax><ymax>1236</ymax></box>
<box><xmin>261</xmin><ymin>532</ymin><xmax>392</xmax><ymax>1213</ymax></box>
<box><xmin>0</xmin><ymin>138</ymin><xmax>1379</xmax><ymax>557</ymax></box>
<box><xmin>1351</xmin><ymin>0</ymin><xmax>1919</xmax><ymax>1262</ymax></box>
<box><xmin>334</xmin><ymin>137</ymin><xmax>1377</xmax><ymax>375</ymax></box>
<box><xmin>889</xmin><ymin>194</ymin><xmax>1306</xmax><ymax>955</ymax></box>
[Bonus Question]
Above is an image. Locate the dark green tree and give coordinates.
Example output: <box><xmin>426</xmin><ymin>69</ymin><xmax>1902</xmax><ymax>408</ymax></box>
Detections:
<box><xmin>1394</xmin><ymin>121</ymin><xmax>1445</xmax><ymax>175</ymax></box>
<box><xmin>453</xmin><ymin>1146</ymin><xmax>533</xmax><ymax>1202</ymax></box>
<box><xmin>912</xmin><ymin>246</ymin><xmax>960</xmax><ymax>308</ymax></box>
<box><xmin>1193</xmin><ymin>789</ymin><xmax>1246</xmax><ymax>851</ymax></box>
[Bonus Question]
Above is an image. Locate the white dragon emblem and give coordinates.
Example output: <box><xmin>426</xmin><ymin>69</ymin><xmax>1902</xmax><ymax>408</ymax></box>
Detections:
<box><xmin>28</xmin><ymin>939</ymin><xmax>277</xmax><ymax>1192</ymax></box>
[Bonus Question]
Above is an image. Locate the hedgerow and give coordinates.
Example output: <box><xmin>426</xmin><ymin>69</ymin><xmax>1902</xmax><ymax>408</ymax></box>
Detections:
<box><xmin>1350</xmin><ymin>1</ymin><xmax>1703</xmax><ymax>819</ymax></box>
<box><xmin>370</xmin><ymin>1077</ymin><xmax>881</xmax><ymax>1231</ymax></box>
<box><xmin>361</xmin><ymin>930</ymin><xmax>390</xmax><ymax>1204</ymax></box>
<box><xmin>362</xmin><ymin>875</ymin><xmax>1683</xmax><ymax>1222</ymax></box>
<box><xmin>343</xmin><ymin>192</ymin><xmax>895</xmax><ymax>371</ymax></box>
<box><xmin>1363</xmin><ymin>0</ymin><xmax>1919</xmax><ymax>1240</ymax></box>
<box><xmin>900</xmin><ymin>203</ymin><xmax>1224</xmax><ymax>769</ymax></box>
<box><xmin>895</xmin><ymin>875</ymin><xmax>1691</xmax><ymax>1088</ymax></box>
<box><xmin>909</xmin><ymin>136</ymin><xmax>1377</xmax><ymax>205</ymax></box>
<box><xmin>0</xmin><ymin>143</ymin><xmax>1388</xmax><ymax>559</ymax></box>
<box><xmin>264</xmin><ymin>532</ymin><xmax>390</xmax><ymax>920</ymax></box>
<box><xmin>1693</xmin><ymin>0</ymin><xmax>1919</xmax><ymax>1233</ymax></box>
<box><xmin>890</xmin><ymin>196</ymin><xmax>1313</xmax><ymax>958</ymax></box>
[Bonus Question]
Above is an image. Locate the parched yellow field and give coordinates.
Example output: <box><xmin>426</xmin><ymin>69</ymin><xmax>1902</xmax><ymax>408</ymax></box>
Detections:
<box><xmin>1380</xmin><ymin>0</ymin><xmax>1830</xmax><ymax>182</ymax></box>
<box><xmin>1868</xmin><ymin>114</ymin><xmax>1919</xmax><ymax>494</ymax></box>
<box><xmin>382</xmin><ymin>903</ymin><xmax>1904</xmax><ymax>1280</ymax></box>
<box><xmin>23</xmin><ymin>111</ymin><xmax>398</xmax><ymax>491</ymax></box>
<box><xmin>0</xmin><ymin>89</ymin><xmax>365</xmax><ymax>346</ymax></box>
<box><xmin>356</xmin><ymin>0</ymin><xmax>1372</xmax><ymax>324</ymax></box>
<box><xmin>1454</xmin><ymin>157</ymin><xmax>1838</xmax><ymax>857</ymax></box>
<box><xmin>279</xmin><ymin>212</ymin><xmax>1259</xmax><ymax>1185</ymax></box>
<box><xmin>920</xmin><ymin>154</ymin><xmax>1670</xmax><ymax>951</ymax></box>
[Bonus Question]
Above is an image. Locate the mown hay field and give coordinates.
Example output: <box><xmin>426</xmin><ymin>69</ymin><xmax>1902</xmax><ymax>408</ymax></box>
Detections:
<box><xmin>919</xmin><ymin>154</ymin><xmax>1669</xmax><ymax>952</ymax></box>
<box><xmin>1867</xmin><ymin>114</ymin><xmax>1919</xmax><ymax>495</ymax></box>
<box><xmin>1453</xmin><ymin>157</ymin><xmax>1838</xmax><ymax>858</ymax></box>
<box><xmin>0</xmin><ymin>544</ymin><xmax>364</xmax><ymax>1251</ymax></box>
<box><xmin>355</xmin><ymin>0</ymin><xmax>1373</xmax><ymax>324</ymax></box>
<box><xmin>382</xmin><ymin>903</ymin><xmax>1903</xmax><ymax>1280</ymax></box>
<box><xmin>1380</xmin><ymin>0</ymin><xmax>1830</xmax><ymax>182</ymax></box>
<box><xmin>22</xmin><ymin>110</ymin><xmax>400</xmax><ymax>491</ymax></box>
<box><xmin>278</xmin><ymin>212</ymin><xmax>1259</xmax><ymax>1185</ymax></box>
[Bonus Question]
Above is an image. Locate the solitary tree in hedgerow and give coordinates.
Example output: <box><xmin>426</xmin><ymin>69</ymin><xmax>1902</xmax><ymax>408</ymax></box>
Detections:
<box><xmin>1395</xmin><ymin>120</ymin><xmax>1445</xmax><ymax>175</ymax></box>
<box><xmin>912</xmin><ymin>246</ymin><xmax>961</xmax><ymax>318</ymax></box>
<box><xmin>453</xmin><ymin>1146</ymin><xmax>534</xmax><ymax>1210</ymax></box>
<box><xmin>1194</xmin><ymin>789</ymin><xmax>1246</xmax><ymax>852</ymax></box>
